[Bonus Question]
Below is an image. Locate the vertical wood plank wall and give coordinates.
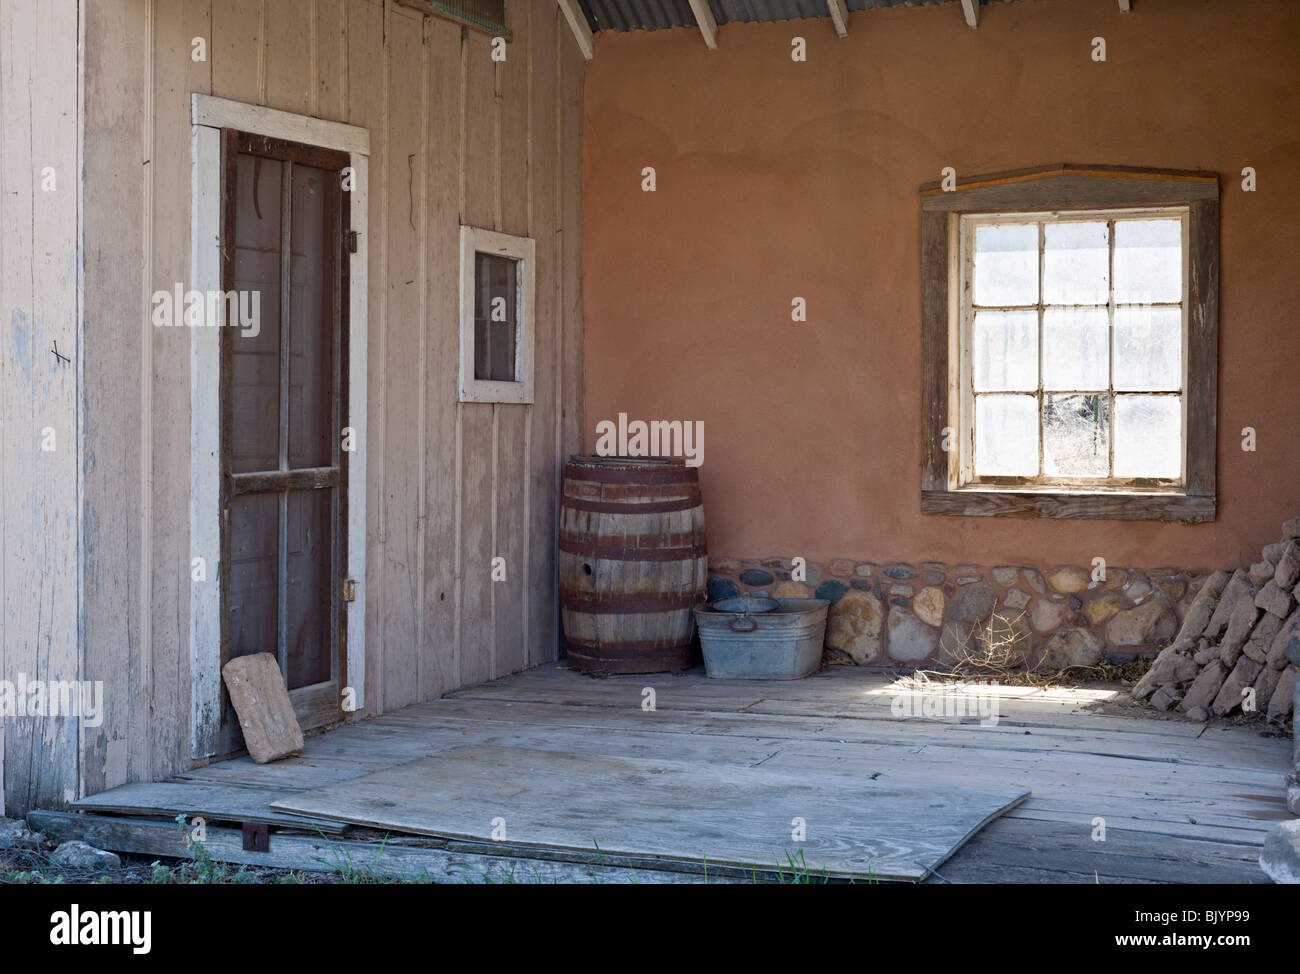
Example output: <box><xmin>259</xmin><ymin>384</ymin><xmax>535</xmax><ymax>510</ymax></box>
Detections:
<box><xmin>0</xmin><ymin>0</ymin><xmax>82</xmax><ymax>814</ymax></box>
<box><xmin>78</xmin><ymin>0</ymin><xmax>584</xmax><ymax>799</ymax></box>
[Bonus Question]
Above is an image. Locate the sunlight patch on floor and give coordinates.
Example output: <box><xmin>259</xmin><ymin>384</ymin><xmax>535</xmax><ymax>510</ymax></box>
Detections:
<box><xmin>866</xmin><ymin>674</ymin><xmax>1121</xmax><ymax>704</ymax></box>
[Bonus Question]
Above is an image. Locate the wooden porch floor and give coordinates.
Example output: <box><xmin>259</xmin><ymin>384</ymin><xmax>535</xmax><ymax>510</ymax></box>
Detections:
<box><xmin>48</xmin><ymin>664</ymin><xmax>1292</xmax><ymax>883</ymax></box>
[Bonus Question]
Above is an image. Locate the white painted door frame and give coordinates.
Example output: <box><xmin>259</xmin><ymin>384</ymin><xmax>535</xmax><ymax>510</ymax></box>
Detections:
<box><xmin>188</xmin><ymin>94</ymin><xmax>370</xmax><ymax>759</ymax></box>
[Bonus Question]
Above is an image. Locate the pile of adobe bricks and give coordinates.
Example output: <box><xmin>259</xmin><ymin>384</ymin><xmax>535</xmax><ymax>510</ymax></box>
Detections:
<box><xmin>1132</xmin><ymin>517</ymin><xmax>1300</xmax><ymax>723</ymax></box>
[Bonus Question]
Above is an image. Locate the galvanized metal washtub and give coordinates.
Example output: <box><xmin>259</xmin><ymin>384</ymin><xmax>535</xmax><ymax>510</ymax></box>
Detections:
<box><xmin>694</xmin><ymin>597</ymin><xmax>829</xmax><ymax>680</ymax></box>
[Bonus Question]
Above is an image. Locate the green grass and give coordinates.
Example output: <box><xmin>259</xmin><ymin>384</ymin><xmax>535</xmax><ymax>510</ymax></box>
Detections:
<box><xmin>5</xmin><ymin>815</ymin><xmax>862</xmax><ymax>885</ymax></box>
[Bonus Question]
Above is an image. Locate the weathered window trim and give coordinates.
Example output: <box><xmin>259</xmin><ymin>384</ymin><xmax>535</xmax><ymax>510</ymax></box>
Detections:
<box><xmin>920</xmin><ymin>164</ymin><xmax>1219</xmax><ymax>522</ymax></box>
<box><xmin>392</xmin><ymin>0</ymin><xmax>511</xmax><ymax>39</ymax></box>
<box><xmin>458</xmin><ymin>225</ymin><xmax>536</xmax><ymax>404</ymax></box>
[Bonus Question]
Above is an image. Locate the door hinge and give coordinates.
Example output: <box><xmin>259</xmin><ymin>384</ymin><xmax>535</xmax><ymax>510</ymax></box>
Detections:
<box><xmin>342</xmin><ymin>579</ymin><xmax>356</xmax><ymax>603</ymax></box>
<box><xmin>346</xmin><ymin>230</ymin><xmax>359</xmax><ymax>253</ymax></box>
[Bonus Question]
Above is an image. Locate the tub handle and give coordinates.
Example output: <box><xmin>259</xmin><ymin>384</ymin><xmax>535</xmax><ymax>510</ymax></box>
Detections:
<box><xmin>728</xmin><ymin>614</ymin><xmax>758</xmax><ymax>632</ymax></box>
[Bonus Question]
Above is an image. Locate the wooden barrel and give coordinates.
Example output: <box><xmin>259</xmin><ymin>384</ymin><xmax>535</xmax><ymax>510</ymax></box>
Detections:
<box><xmin>559</xmin><ymin>456</ymin><xmax>707</xmax><ymax>673</ymax></box>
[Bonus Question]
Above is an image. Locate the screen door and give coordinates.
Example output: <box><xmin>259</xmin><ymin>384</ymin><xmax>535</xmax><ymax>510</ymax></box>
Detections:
<box><xmin>219</xmin><ymin>129</ymin><xmax>350</xmax><ymax>748</ymax></box>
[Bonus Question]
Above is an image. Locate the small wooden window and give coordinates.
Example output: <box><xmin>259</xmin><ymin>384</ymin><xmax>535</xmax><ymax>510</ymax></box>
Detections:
<box><xmin>920</xmin><ymin>165</ymin><xmax>1219</xmax><ymax>522</ymax></box>
<box><xmin>459</xmin><ymin>226</ymin><xmax>535</xmax><ymax>404</ymax></box>
<box><xmin>395</xmin><ymin>0</ymin><xmax>510</xmax><ymax>38</ymax></box>
<box><xmin>474</xmin><ymin>252</ymin><xmax>518</xmax><ymax>382</ymax></box>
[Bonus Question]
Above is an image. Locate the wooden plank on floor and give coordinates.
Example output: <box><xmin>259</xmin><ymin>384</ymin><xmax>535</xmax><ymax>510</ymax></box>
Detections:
<box><xmin>469</xmin><ymin>664</ymin><xmax>1263</xmax><ymax>743</ymax></box>
<box><xmin>410</xmin><ymin>689</ymin><xmax>1287</xmax><ymax>773</ymax></box>
<box><xmin>453</xmin><ymin>667</ymin><xmax>1228</xmax><ymax>742</ymax></box>
<box><xmin>108</xmin><ymin>661</ymin><xmax>1289</xmax><ymax>884</ymax></box>
<box><xmin>171</xmin><ymin>709</ymin><xmax>1281</xmax><ymax>842</ymax></box>
<box><xmin>70</xmin><ymin>782</ymin><xmax>349</xmax><ymax>833</ymax></box>
<box><xmin>27</xmin><ymin>811</ymin><xmax>739</xmax><ymax>884</ymax></box>
<box><xmin>165</xmin><ymin>688</ymin><xmax>1283</xmax><ymax>815</ymax></box>
<box><xmin>384</xmin><ymin>695</ymin><xmax>1286</xmax><ymax>779</ymax></box>
<box><xmin>447</xmin><ymin>678</ymin><xmax>769</xmax><ymax>712</ymax></box>
<box><xmin>930</xmin><ymin>815</ymin><xmax>1269</xmax><ymax>885</ymax></box>
<box><xmin>271</xmin><ymin>744</ymin><xmax>1029</xmax><ymax>881</ymax></box>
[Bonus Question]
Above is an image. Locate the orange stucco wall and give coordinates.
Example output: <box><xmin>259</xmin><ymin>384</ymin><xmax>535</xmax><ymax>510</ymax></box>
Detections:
<box><xmin>581</xmin><ymin>0</ymin><xmax>1300</xmax><ymax>570</ymax></box>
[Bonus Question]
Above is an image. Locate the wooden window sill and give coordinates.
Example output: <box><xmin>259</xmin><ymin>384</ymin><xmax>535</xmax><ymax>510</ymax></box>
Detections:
<box><xmin>920</xmin><ymin>489</ymin><xmax>1215</xmax><ymax>522</ymax></box>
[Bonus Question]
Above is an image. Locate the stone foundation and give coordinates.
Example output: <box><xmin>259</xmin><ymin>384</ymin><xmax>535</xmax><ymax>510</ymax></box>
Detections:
<box><xmin>705</xmin><ymin>557</ymin><xmax>1206</xmax><ymax>670</ymax></box>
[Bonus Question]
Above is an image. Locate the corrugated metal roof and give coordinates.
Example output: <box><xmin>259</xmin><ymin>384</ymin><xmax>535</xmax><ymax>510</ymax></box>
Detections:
<box><xmin>580</xmin><ymin>0</ymin><xmax>1003</xmax><ymax>33</ymax></box>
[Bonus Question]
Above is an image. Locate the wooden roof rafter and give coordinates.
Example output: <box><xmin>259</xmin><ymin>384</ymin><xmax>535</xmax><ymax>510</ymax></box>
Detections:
<box><xmin>556</xmin><ymin>0</ymin><xmax>594</xmax><ymax>59</ymax></box>
<box><xmin>556</xmin><ymin>0</ymin><xmax>1134</xmax><ymax>55</ymax></box>
<box><xmin>826</xmin><ymin>0</ymin><xmax>849</xmax><ymax>38</ymax></box>
<box><xmin>687</xmin><ymin>0</ymin><xmax>719</xmax><ymax>49</ymax></box>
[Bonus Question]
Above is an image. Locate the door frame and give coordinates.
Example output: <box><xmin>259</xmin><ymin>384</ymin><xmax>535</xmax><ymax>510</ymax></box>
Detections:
<box><xmin>220</xmin><ymin>128</ymin><xmax>350</xmax><ymax>750</ymax></box>
<box><xmin>189</xmin><ymin>94</ymin><xmax>369</xmax><ymax>761</ymax></box>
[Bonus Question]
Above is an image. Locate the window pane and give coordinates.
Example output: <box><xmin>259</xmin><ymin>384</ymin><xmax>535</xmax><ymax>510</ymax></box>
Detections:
<box><xmin>289</xmin><ymin>164</ymin><xmax>337</xmax><ymax>470</ymax></box>
<box><xmin>1114</xmin><ymin>219</ymin><xmax>1182</xmax><ymax>304</ymax></box>
<box><xmin>973</xmin><ymin>311</ymin><xmax>1037</xmax><ymax>391</ymax></box>
<box><xmin>474</xmin><ymin>252</ymin><xmax>519</xmax><ymax>382</ymax></box>
<box><xmin>230</xmin><ymin>153</ymin><xmax>283</xmax><ymax>474</ymax></box>
<box><xmin>973</xmin><ymin>224</ymin><xmax>1038</xmax><ymax>307</ymax></box>
<box><xmin>286</xmin><ymin>487</ymin><xmax>333</xmax><ymax>690</ymax></box>
<box><xmin>975</xmin><ymin>395</ymin><xmax>1038</xmax><ymax>476</ymax></box>
<box><xmin>1114</xmin><ymin>306</ymin><xmax>1181</xmax><ymax>391</ymax></box>
<box><xmin>1043</xmin><ymin>221</ymin><xmax>1108</xmax><ymax>305</ymax></box>
<box><xmin>1114</xmin><ymin>395</ymin><xmax>1181</xmax><ymax>478</ymax></box>
<box><xmin>228</xmin><ymin>492</ymin><xmax>279</xmax><ymax>661</ymax></box>
<box><xmin>1043</xmin><ymin>394</ymin><xmax>1109</xmax><ymax>477</ymax></box>
<box><xmin>1042</xmin><ymin>307</ymin><xmax>1108</xmax><ymax>390</ymax></box>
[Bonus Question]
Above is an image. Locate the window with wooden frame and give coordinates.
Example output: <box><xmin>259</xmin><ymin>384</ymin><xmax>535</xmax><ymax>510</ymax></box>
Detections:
<box><xmin>920</xmin><ymin>165</ymin><xmax>1219</xmax><ymax>522</ymax></box>
<box><xmin>394</xmin><ymin>0</ymin><xmax>510</xmax><ymax>38</ymax></box>
<box><xmin>458</xmin><ymin>225</ymin><xmax>535</xmax><ymax>404</ymax></box>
